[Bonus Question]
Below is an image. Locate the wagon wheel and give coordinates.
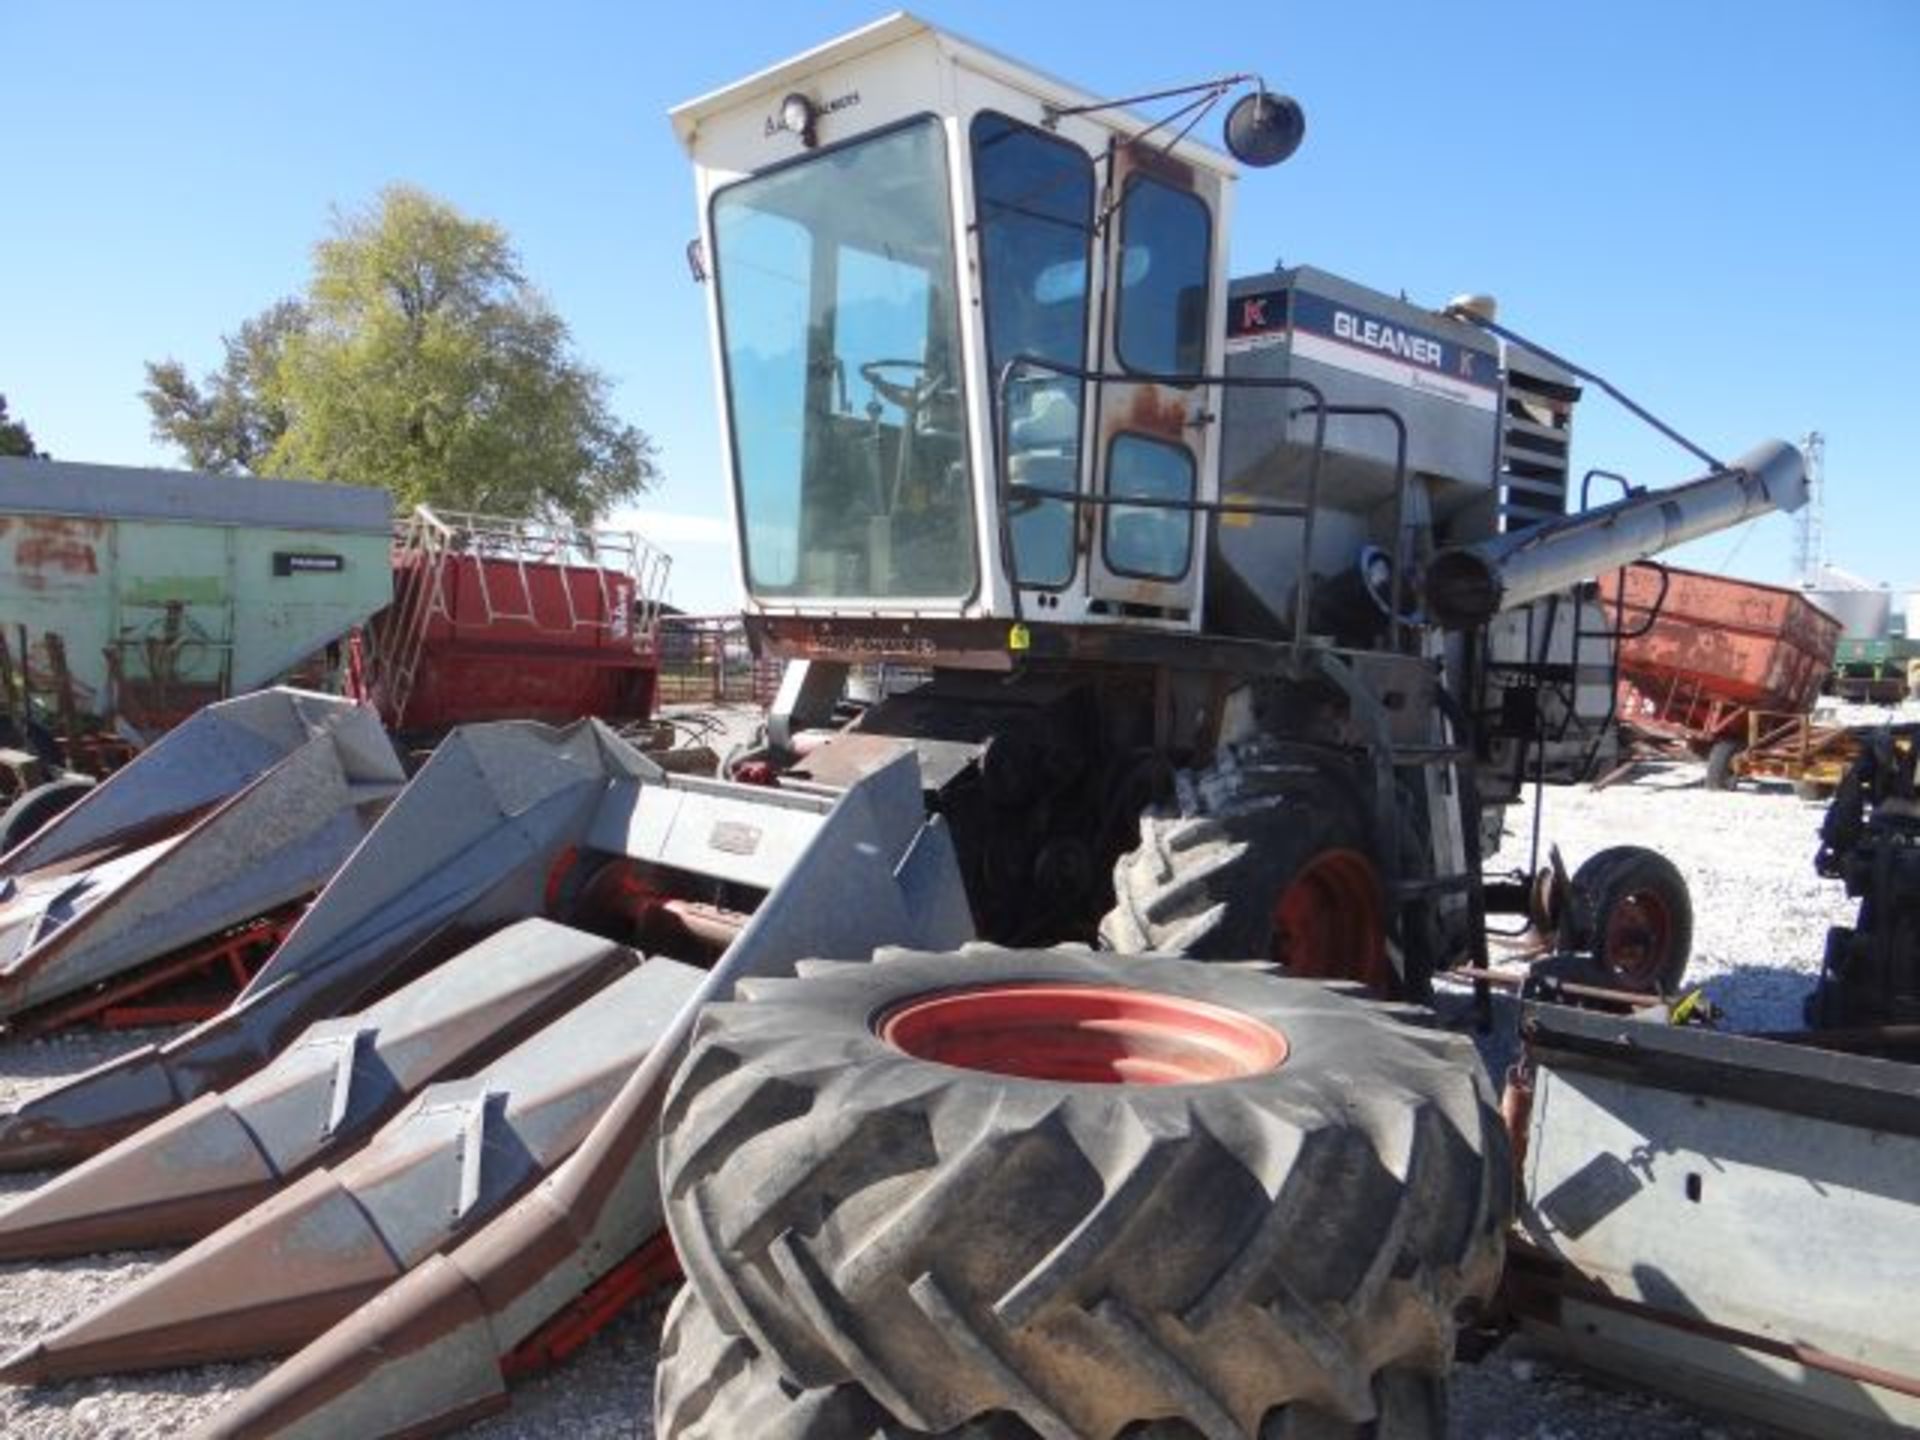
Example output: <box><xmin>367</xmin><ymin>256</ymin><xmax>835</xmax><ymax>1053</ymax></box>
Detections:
<box><xmin>1703</xmin><ymin>739</ymin><xmax>1739</xmax><ymax>791</ymax></box>
<box><xmin>1571</xmin><ymin>846</ymin><xmax>1694</xmax><ymax>994</ymax></box>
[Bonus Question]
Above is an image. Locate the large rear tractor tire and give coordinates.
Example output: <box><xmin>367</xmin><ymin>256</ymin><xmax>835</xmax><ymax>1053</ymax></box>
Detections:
<box><xmin>655</xmin><ymin>1284</ymin><xmax>1446</xmax><ymax>1440</ymax></box>
<box><xmin>1099</xmin><ymin>743</ymin><xmax>1422</xmax><ymax>996</ymax></box>
<box><xmin>660</xmin><ymin>946</ymin><xmax>1506</xmax><ymax>1440</ymax></box>
<box><xmin>1571</xmin><ymin>845</ymin><xmax>1694</xmax><ymax>994</ymax></box>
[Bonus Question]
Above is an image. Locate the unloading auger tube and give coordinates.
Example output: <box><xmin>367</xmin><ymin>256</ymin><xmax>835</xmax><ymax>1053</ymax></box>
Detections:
<box><xmin>1423</xmin><ymin>439</ymin><xmax>1807</xmax><ymax>628</ymax></box>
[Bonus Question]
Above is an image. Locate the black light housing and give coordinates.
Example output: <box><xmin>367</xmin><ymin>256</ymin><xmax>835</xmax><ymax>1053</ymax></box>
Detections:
<box><xmin>781</xmin><ymin>92</ymin><xmax>818</xmax><ymax>148</ymax></box>
<box><xmin>1223</xmin><ymin>90</ymin><xmax>1305</xmax><ymax>168</ymax></box>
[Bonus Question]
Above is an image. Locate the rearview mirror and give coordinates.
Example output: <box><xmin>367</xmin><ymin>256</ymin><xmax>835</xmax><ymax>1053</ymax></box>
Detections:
<box><xmin>1223</xmin><ymin>91</ymin><xmax>1305</xmax><ymax>168</ymax></box>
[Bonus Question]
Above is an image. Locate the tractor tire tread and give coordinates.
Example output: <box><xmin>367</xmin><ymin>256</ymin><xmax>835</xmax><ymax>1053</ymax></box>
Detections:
<box><xmin>656</xmin><ymin>1283</ymin><xmax>1451</xmax><ymax>1440</ymax></box>
<box><xmin>1099</xmin><ymin>743</ymin><xmax>1371</xmax><ymax>963</ymax></box>
<box><xmin>661</xmin><ymin>947</ymin><xmax>1506</xmax><ymax>1439</ymax></box>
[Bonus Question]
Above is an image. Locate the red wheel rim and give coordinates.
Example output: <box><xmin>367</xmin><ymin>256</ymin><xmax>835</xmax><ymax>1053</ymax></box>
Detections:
<box><xmin>1271</xmin><ymin>848</ymin><xmax>1390</xmax><ymax>992</ymax></box>
<box><xmin>878</xmin><ymin>983</ymin><xmax>1288</xmax><ymax>1085</ymax></box>
<box><xmin>1602</xmin><ymin>888</ymin><xmax>1674</xmax><ymax>989</ymax></box>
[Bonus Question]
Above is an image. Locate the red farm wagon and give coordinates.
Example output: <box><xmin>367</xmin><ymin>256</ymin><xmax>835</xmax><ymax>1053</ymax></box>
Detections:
<box><xmin>358</xmin><ymin>508</ymin><xmax>672</xmax><ymax>736</ymax></box>
<box><xmin>1598</xmin><ymin>562</ymin><xmax>1842</xmax><ymax>788</ymax></box>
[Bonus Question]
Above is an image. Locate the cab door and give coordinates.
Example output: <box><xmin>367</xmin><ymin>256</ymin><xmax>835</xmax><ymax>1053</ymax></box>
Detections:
<box><xmin>1085</xmin><ymin>142</ymin><xmax>1221</xmax><ymax>618</ymax></box>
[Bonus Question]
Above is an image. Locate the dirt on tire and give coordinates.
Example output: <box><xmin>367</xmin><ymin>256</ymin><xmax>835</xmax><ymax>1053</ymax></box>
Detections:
<box><xmin>655</xmin><ymin>1283</ymin><xmax>1034</xmax><ymax>1439</ymax></box>
<box><xmin>659</xmin><ymin>945</ymin><xmax>1507</xmax><ymax>1439</ymax></box>
<box><xmin>654</xmin><ymin>1283</ymin><xmax>1448</xmax><ymax>1439</ymax></box>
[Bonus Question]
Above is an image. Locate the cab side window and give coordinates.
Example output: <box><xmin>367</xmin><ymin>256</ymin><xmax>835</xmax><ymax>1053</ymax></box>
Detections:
<box><xmin>1114</xmin><ymin>175</ymin><xmax>1211</xmax><ymax>377</ymax></box>
<box><xmin>973</xmin><ymin>112</ymin><xmax>1095</xmax><ymax>588</ymax></box>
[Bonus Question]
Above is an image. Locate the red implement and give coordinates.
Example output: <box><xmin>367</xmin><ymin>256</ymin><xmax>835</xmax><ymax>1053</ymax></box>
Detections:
<box><xmin>11</xmin><ymin>905</ymin><xmax>298</xmax><ymax>1036</ymax></box>
<box><xmin>364</xmin><ymin>509</ymin><xmax>671</xmax><ymax>734</ymax></box>
<box><xmin>1600</xmin><ymin>563</ymin><xmax>1842</xmax><ymax>748</ymax></box>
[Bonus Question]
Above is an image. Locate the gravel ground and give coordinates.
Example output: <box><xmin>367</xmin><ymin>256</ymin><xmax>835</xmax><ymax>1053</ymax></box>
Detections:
<box><xmin>2</xmin><ymin>721</ymin><xmax>1901</xmax><ymax>1438</ymax></box>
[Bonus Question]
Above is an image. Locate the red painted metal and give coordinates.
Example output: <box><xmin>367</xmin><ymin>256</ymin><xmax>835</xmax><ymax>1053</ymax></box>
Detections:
<box><xmin>543</xmin><ymin>851</ymin><xmax>748</xmax><ymax>955</ymax></box>
<box><xmin>387</xmin><ymin>550</ymin><xmax>657</xmax><ymax>733</ymax></box>
<box><xmin>1600</xmin><ymin>885</ymin><xmax>1675</xmax><ymax>989</ymax></box>
<box><xmin>1269</xmin><ymin>847</ymin><xmax>1390</xmax><ymax>992</ymax></box>
<box><xmin>498</xmin><ymin>1231</ymin><xmax>681</xmax><ymax>1380</ymax></box>
<box><xmin>1600</xmin><ymin>563</ymin><xmax>1842</xmax><ymax>748</ymax></box>
<box><xmin>878</xmin><ymin>983</ymin><xmax>1289</xmax><ymax>1084</ymax></box>
<box><xmin>13</xmin><ymin>904</ymin><xmax>301</xmax><ymax>1036</ymax></box>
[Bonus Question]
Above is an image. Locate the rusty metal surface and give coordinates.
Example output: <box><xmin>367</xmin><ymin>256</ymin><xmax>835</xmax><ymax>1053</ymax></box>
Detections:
<box><xmin>0</xmin><ymin>956</ymin><xmax>703</xmax><ymax>1382</ymax></box>
<box><xmin>0</xmin><ymin>719</ymin><xmax>642</xmax><ymax>1171</ymax></box>
<box><xmin>1600</xmin><ymin>562</ymin><xmax>1843</xmax><ymax>715</ymax></box>
<box><xmin>0</xmin><ymin>461</ymin><xmax>394</xmax><ymax>734</ymax></box>
<box><xmin>0</xmin><ymin>704</ymin><xmax>405</xmax><ymax>1020</ymax></box>
<box><xmin>196</xmin><ymin>748</ymin><xmax>974</xmax><ymax>1440</ymax></box>
<box><xmin>0</xmin><ymin>918</ymin><xmax>636</xmax><ymax>1261</ymax></box>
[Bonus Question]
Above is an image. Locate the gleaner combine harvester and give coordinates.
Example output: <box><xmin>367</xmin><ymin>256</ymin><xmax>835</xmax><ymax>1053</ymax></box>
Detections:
<box><xmin>2</xmin><ymin>14</ymin><xmax>1915</xmax><ymax>1440</ymax></box>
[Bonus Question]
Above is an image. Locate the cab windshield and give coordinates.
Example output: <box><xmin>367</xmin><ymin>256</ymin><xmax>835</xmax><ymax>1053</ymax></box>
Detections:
<box><xmin>712</xmin><ymin>119</ymin><xmax>973</xmax><ymax>601</ymax></box>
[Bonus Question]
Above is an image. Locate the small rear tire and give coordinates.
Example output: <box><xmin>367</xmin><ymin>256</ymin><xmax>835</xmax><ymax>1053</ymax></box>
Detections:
<box><xmin>1572</xmin><ymin>846</ymin><xmax>1693</xmax><ymax>994</ymax></box>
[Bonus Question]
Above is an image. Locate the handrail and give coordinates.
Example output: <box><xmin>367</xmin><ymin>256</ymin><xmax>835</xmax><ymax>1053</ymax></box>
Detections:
<box><xmin>992</xmin><ymin>357</ymin><xmax>1416</xmax><ymax>651</ymax></box>
<box><xmin>995</xmin><ymin>356</ymin><xmax>1336</xmax><ymax>645</ymax></box>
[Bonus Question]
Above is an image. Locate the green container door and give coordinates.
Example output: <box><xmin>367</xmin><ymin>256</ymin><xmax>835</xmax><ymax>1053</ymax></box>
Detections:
<box><xmin>110</xmin><ymin>522</ymin><xmax>235</xmax><ymax>728</ymax></box>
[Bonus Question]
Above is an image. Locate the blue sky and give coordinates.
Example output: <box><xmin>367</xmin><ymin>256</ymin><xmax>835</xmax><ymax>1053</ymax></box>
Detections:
<box><xmin>4</xmin><ymin>1</ymin><xmax>1915</xmax><ymax>613</ymax></box>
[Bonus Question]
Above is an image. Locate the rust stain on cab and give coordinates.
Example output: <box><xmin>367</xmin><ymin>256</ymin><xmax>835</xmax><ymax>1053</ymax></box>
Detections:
<box><xmin>1116</xmin><ymin>386</ymin><xmax>1189</xmax><ymax>441</ymax></box>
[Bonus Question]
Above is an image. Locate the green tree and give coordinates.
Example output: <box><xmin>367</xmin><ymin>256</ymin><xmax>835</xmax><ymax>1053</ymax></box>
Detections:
<box><xmin>143</xmin><ymin>186</ymin><xmax>656</xmax><ymax>522</ymax></box>
<box><xmin>0</xmin><ymin>393</ymin><xmax>47</xmax><ymax>458</ymax></box>
<box><xmin>143</xmin><ymin>300</ymin><xmax>307</xmax><ymax>472</ymax></box>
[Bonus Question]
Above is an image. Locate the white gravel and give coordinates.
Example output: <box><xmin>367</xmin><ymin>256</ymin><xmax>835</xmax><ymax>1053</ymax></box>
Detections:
<box><xmin>0</xmin><ymin>744</ymin><xmax>1887</xmax><ymax>1437</ymax></box>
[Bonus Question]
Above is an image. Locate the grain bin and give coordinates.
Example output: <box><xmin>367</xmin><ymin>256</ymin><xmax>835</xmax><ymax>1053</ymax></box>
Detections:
<box><xmin>0</xmin><ymin>459</ymin><xmax>392</xmax><ymax>733</ymax></box>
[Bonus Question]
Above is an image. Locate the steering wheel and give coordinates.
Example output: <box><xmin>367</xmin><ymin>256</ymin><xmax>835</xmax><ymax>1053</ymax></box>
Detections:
<box><xmin>859</xmin><ymin>359</ymin><xmax>950</xmax><ymax>418</ymax></box>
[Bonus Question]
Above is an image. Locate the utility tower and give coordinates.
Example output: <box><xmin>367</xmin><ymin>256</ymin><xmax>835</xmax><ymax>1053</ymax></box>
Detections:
<box><xmin>1793</xmin><ymin>430</ymin><xmax>1825</xmax><ymax>584</ymax></box>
